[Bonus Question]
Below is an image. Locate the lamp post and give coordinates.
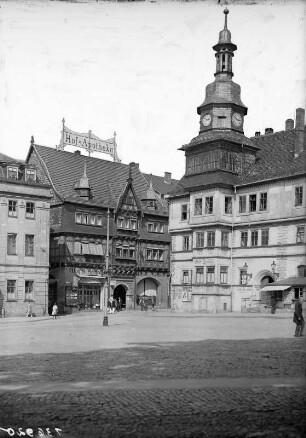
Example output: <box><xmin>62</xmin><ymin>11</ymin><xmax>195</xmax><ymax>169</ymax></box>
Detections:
<box><xmin>103</xmin><ymin>208</ymin><xmax>110</xmax><ymax>326</ymax></box>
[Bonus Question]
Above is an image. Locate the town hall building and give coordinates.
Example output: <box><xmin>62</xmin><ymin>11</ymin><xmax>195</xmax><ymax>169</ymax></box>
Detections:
<box><xmin>168</xmin><ymin>9</ymin><xmax>306</xmax><ymax>313</ymax></box>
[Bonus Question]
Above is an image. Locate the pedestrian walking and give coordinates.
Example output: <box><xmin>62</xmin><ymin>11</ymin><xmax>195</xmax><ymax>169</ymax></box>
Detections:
<box><xmin>270</xmin><ymin>295</ymin><xmax>277</xmax><ymax>314</ymax></box>
<box><xmin>52</xmin><ymin>303</ymin><xmax>58</xmax><ymax>320</ymax></box>
<box><xmin>118</xmin><ymin>297</ymin><xmax>122</xmax><ymax>311</ymax></box>
<box><xmin>293</xmin><ymin>298</ymin><xmax>304</xmax><ymax>337</ymax></box>
<box><xmin>26</xmin><ymin>302</ymin><xmax>33</xmax><ymax>318</ymax></box>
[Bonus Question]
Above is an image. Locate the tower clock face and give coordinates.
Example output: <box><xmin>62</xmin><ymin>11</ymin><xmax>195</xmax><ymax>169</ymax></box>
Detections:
<box><xmin>232</xmin><ymin>113</ymin><xmax>243</xmax><ymax>127</ymax></box>
<box><xmin>202</xmin><ymin>113</ymin><xmax>211</xmax><ymax>126</ymax></box>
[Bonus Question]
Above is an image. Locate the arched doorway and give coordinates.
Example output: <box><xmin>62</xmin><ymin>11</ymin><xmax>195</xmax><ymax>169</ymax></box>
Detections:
<box><xmin>136</xmin><ymin>278</ymin><xmax>159</xmax><ymax>307</ymax></box>
<box><xmin>114</xmin><ymin>285</ymin><xmax>127</xmax><ymax>309</ymax></box>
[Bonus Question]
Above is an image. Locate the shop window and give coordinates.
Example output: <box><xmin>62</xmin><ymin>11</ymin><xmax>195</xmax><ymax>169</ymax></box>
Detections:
<box><xmin>295</xmin><ymin>186</ymin><xmax>303</xmax><ymax>206</ymax></box>
<box><xmin>241</xmin><ymin>231</ymin><xmax>248</xmax><ymax>247</ymax></box>
<box><xmin>181</xmin><ymin>204</ymin><xmax>188</xmax><ymax>221</ymax></box>
<box><xmin>221</xmin><ymin>232</ymin><xmax>229</xmax><ymax>247</ymax></box>
<box><xmin>194</xmin><ymin>198</ymin><xmax>202</xmax><ymax>215</ymax></box>
<box><xmin>26</xmin><ymin>202</ymin><xmax>35</xmax><ymax>219</ymax></box>
<box><xmin>7</xmin><ymin>233</ymin><xmax>17</xmax><ymax>255</ymax></box>
<box><xmin>25</xmin><ymin>280</ymin><xmax>34</xmax><ymax>301</ymax></box>
<box><xmin>196</xmin><ymin>232</ymin><xmax>204</xmax><ymax>248</ymax></box>
<box><xmin>224</xmin><ymin>197</ymin><xmax>232</xmax><ymax>214</ymax></box>
<box><xmin>207</xmin><ymin>231</ymin><xmax>215</xmax><ymax>247</ymax></box>
<box><xmin>183</xmin><ymin>236</ymin><xmax>190</xmax><ymax>251</ymax></box>
<box><xmin>249</xmin><ymin>194</ymin><xmax>257</xmax><ymax>212</ymax></box>
<box><xmin>7</xmin><ymin>280</ymin><xmax>17</xmax><ymax>300</ymax></box>
<box><xmin>8</xmin><ymin>200</ymin><xmax>17</xmax><ymax>217</ymax></box>
<box><xmin>296</xmin><ymin>226</ymin><xmax>305</xmax><ymax>243</ymax></box>
<box><xmin>239</xmin><ymin>196</ymin><xmax>246</xmax><ymax>213</ymax></box>
<box><xmin>25</xmin><ymin>235</ymin><xmax>35</xmax><ymax>256</ymax></box>
<box><xmin>259</xmin><ymin>192</ymin><xmax>267</xmax><ymax>211</ymax></box>
<box><xmin>261</xmin><ymin>229</ymin><xmax>269</xmax><ymax>246</ymax></box>
<box><xmin>205</xmin><ymin>197</ymin><xmax>213</xmax><ymax>214</ymax></box>
<box><xmin>220</xmin><ymin>267</ymin><xmax>228</xmax><ymax>284</ymax></box>
<box><xmin>251</xmin><ymin>230</ymin><xmax>258</xmax><ymax>246</ymax></box>
<box><xmin>196</xmin><ymin>267</ymin><xmax>204</xmax><ymax>284</ymax></box>
<box><xmin>206</xmin><ymin>266</ymin><xmax>215</xmax><ymax>283</ymax></box>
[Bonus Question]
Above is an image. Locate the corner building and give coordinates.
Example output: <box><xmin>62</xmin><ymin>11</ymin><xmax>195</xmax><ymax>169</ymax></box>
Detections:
<box><xmin>26</xmin><ymin>141</ymin><xmax>177</xmax><ymax>313</ymax></box>
<box><xmin>168</xmin><ymin>9</ymin><xmax>306</xmax><ymax>313</ymax></box>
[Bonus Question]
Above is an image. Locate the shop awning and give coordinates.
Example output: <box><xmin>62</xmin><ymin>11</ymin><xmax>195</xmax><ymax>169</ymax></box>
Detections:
<box><xmin>261</xmin><ymin>285</ymin><xmax>291</xmax><ymax>292</ymax></box>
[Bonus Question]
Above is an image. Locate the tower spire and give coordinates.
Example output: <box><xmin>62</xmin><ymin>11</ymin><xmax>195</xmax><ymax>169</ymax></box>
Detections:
<box><xmin>224</xmin><ymin>7</ymin><xmax>229</xmax><ymax>29</ymax></box>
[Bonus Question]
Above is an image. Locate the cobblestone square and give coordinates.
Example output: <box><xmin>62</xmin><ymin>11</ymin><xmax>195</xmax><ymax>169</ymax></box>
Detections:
<box><xmin>0</xmin><ymin>311</ymin><xmax>305</xmax><ymax>437</ymax></box>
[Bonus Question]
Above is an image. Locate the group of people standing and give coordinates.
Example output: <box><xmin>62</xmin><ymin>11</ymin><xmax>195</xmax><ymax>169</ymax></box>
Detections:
<box><xmin>108</xmin><ymin>297</ymin><xmax>123</xmax><ymax>314</ymax></box>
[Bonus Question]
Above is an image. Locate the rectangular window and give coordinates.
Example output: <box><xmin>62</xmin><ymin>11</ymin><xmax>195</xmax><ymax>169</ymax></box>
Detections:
<box><xmin>220</xmin><ymin>267</ymin><xmax>228</xmax><ymax>284</ymax></box>
<box><xmin>159</xmin><ymin>224</ymin><xmax>164</xmax><ymax>233</ymax></box>
<box><xmin>239</xmin><ymin>196</ymin><xmax>246</xmax><ymax>213</ymax></box>
<box><xmin>225</xmin><ymin>197</ymin><xmax>232</xmax><ymax>214</ymax></box>
<box><xmin>148</xmin><ymin>223</ymin><xmax>154</xmax><ymax>232</ymax></box>
<box><xmin>294</xmin><ymin>287</ymin><xmax>303</xmax><ymax>299</ymax></box>
<box><xmin>7</xmin><ymin>280</ymin><xmax>17</xmax><ymax>300</ymax></box>
<box><xmin>241</xmin><ymin>231</ymin><xmax>248</xmax><ymax>247</ymax></box>
<box><xmin>298</xmin><ymin>266</ymin><xmax>306</xmax><ymax>277</ymax></box>
<box><xmin>129</xmin><ymin>248</ymin><xmax>136</xmax><ymax>259</ymax></box>
<box><xmin>82</xmin><ymin>214</ymin><xmax>89</xmax><ymax>225</ymax></box>
<box><xmin>7</xmin><ymin>233</ymin><xmax>17</xmax><ymax>255</ymax></box>
<box><xmin>25</xmin><ymin>169</ymin><xmax>36</xmax><ymax>182</ymax></box>
<box><xmin>125</xmin><ymin>218</ymin><xmax>130</xmax><ymax>229</ymax></box>
<box><xmin>296</xmin><ymin>226</ymin><xmax>305</xmax><ymax>243</ymax></box>
<box><xmin>154</xmin><ymin>223</ymin><xmax>159</xmax><ymax>232</ymax></box>
<box><xmin>8</xmin><ymin>200</ymin><xmax>17</xmax><ymax>217</ymax></box>
<box><xmin>183</xmin><ymin>236</ymin><xmax>190</xmax><ymax>251</ymax></box>
<box><xmin>25</xmin><ymin>280</ymin><xmax>34</xmax><ymax>301</ymax></box>
<box><xmin>205</xmin><ymin>197</ymin><xmax>214</xmax><ymax>214</ymax></box>
<box><xmin>117</xmin><ymin>218</ymin><xmax>124</xmax><ymax>228</ymax></box>
<box><xmin>181</xmin><ymin>204</ymin><xmax>188</xmax><ymax>221</ymax></box>
<box><xmin>26</xmin><ymin>202</ymin><xmax>35</xmax><ymax>219</ymax></box>
<box><xmin>206</xmin><ymin>267</ymin><xmax>215</xmax><ymax>283</ymax></box>
<box><xmin>259</xmin><ymin>192</ymin><xmax>267</xmax><ymax>211</ymax></box>
<box><xmin>75</xmin><ymin>212</ymin><xmax>82</xmax><ymax>224</ymax></box>
<box><xmin>74</xmin><ymin>241</ymin><xmax>81</xmax><ymax>254</ymax></box>
<box><xmin>251</xmin><ymin>230</ymin><xmax>258</xmax><ymax>246</ymax></box>
<box><xmin>25</xmin><ymin>235</ymin><xmax>35</xmax><ymax>256</ymax></box>
<box><xmin>96</xmin><ymin>215</ymin><xmax>103</xmax><ymax>226</ymax></box>
<box><xmin>194</xmin><ymin>198</ymin><xmax>202</xmax><ymax>215</ymax></box>
<box><xmin>182</xmin><ymin>270</ymin><xmax>189</xmax><ymax>284</ymax></box>
<box><xmin>249</xmin><ymin>194</ymin><xmax>257</xmax><ymax>212</ymax></box>
<box><xmin>147</xmin><ymin>249</ymin><xmax>153</xmax><ymax>260</ymax></box>
<box><xmin>196</xmin><ymin>232</ymin><xmax>204</xmax><ymax>248</ymax></box>
<box><xmin>240</xmin><ymin>270</ymin><xmax>248</xmax><ymax>285</ymax></box>
<box><xmin>207</xmin><ymin>231</ymin><xmax>215</xmax><ymax>247</ymax></box>
<box><xmin>221</xmin><ymin>232</ymin><xmax>229</xmax><ymax>247</ymax></box>
<box><xmin>196</xmin><ymin>267</ymin><xmax>204</xmax><ymax>284</ymax></box>
<box><xmin>131</xmin><ymin>219</ymin><xmax>138</xmax><ymax>230</ymax></box>
<box><xmin>116</xmin><ymin>247</ymin><xmax>122</xmax><ymax>258</ymax></box>
<box><xmin>122</xmin><ymin>247</ymin><xmax>129</xmax><ymax>258</ymax></box>
<box><xmin>295</xmin><ymin>187</ymin><xmax>303</xmax><ymax>206</ymax></box>
<box><xmin>7</xmin><ymin>166</ymin><xmax>18</xmax><ymax>180</ymax></box>
<box><xmin>261</xmin><ymin>229</ymin><xmax>269</xmax><ymax>246</ymax></box>
<box><xmin>90</xmin><ymin>215</ymin><xmax>96</xmax><ymax>225</ymax></box>
<box><xmin>158</xmin><ymin>250</ymin><xmax>164</xmax><ymax>261</ymax></box>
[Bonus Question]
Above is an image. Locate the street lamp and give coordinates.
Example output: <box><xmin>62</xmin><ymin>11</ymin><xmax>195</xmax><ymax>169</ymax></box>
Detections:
<box><xmin>103</xmin><ymin>208</ymin><xmax>110</xmax><ymax>327</ymax></box>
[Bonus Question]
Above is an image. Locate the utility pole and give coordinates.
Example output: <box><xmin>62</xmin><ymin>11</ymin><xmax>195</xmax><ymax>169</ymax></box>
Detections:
<box><xmin>103</xmin><ymin>208</ymin><xmax>110</xmax><ymax>326</ymax></box>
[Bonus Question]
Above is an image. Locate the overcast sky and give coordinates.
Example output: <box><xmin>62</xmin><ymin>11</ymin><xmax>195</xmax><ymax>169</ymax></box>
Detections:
<box><xmin>0</xmin><ymin>0</ymin><xmax>305</xmax><ymax>179</ymax></box>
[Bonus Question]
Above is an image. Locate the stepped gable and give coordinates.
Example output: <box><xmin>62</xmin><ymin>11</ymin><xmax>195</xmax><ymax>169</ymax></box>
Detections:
<box><xmin>237</xmin><ymin>128</ymin><xmax>306</xmax><ymax>186</ymax></box>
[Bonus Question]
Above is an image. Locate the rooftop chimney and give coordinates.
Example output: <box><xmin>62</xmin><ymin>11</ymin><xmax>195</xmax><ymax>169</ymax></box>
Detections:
<box><xmin>285</xmin><ymin>119</ymin><xmax>294</xmax><ymax>131</ymax></box>
<box><xmin>74</xmin><ymin>150</ymin><xmax>81</xmax><ymax>155</ymax></box>
<box><xmin>255</xmin><ymin>131</ymin><xmax>261</xmax><ymax>137</ymax></box>
<box><xmin>164</xmin><ymin>172</ymin><xmax>172</xmax><ymax>183</ymax></box>
<box><xmin>265</xmin><ymin>128</ymin><xmax>274</xmax><ymax>135</ymax></box>
<box><xmin>294</xmin><ymin>107</ymin><xmax>305</xmax><ymax>156</ymax></box>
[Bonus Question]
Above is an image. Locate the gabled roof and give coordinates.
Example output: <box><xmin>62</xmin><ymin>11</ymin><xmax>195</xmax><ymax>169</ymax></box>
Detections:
<box><xmin>237</xmin><ymin>129</ymin><xmax>306</xmax><ymax>186</ymax></box>
<box><xmin>0</xmin><ymin>152</ymin><xmax>24</xmax><ymax>165</ymax></box>
<box><xmin>27</xmin><ymin>145</ymin><xmax>176</xmax><ymax>215</ymax></box>
<box><xmin>142</xmin><ymin>172</ymin><xmax>178</xmax><ymax>196</ymax></box>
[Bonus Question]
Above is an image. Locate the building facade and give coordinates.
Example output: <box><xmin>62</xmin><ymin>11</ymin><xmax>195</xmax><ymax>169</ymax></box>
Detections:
<box><xmin>168</xmin><ymin>9</ymin><xmax>306</xmax><ymax>313</ymax></box>
<box><xmin>26</xmin><ymin>141</ymin><xmax>176</xmax><ymax>313</ymax></box>
<box><xmin>0</xmin><ymin>152</ymin><xmax>51</xmax><ymax>317</ymax></box>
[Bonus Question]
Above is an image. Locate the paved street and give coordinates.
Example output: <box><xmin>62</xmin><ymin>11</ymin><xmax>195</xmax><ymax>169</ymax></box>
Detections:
<box><xmin>0</xmin><ymin>310</ymin><xmax>305</xmax><ymax>438</ymax></box>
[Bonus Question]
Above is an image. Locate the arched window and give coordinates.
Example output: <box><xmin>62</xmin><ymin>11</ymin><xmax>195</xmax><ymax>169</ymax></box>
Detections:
<box><xmin>297</xmin><ymin>265</ymin><xmax>306</xmax><ymax>277</ymax></box>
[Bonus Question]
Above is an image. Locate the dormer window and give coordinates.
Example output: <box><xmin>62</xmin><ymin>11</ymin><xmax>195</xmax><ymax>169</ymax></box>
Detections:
<box><xmin>25</xmin><ymin>168</ymin><xmax>36</xmax><ymax>182</ymax></box>
<box><xmin>7</xmin><ymin>166</ymin><xmax>18</xmax><ymax>180</ymax></box>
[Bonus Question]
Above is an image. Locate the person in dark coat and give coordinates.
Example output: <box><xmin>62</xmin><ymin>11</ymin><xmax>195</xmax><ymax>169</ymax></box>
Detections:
<box><xmin>270</xmin><ymin>295</ymin><xmax>277</xmax><ymax>314</ymax></box>
<box><xmin>293</xmin><ymin>298</ymin><xmax>304</xmax><ymax>337</ymax></box>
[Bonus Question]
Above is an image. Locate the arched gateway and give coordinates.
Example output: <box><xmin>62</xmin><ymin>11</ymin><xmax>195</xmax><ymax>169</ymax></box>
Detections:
<box><xmin>113</xmin><ymin>284</ymin><xmax>127</xmax><ymax>309</ymax></box>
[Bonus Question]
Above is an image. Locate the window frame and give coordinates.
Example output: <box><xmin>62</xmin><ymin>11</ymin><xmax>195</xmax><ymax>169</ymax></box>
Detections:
<box><xmin>205</xmin><ymin>196</ymin><xmax>214</xmax><ymax>214</ymax></box>
<box><xmin>25</xmin><ymin>168</ymin><xmax>37</xmax><ymax>182</ymax></box>
<box><xmin>207</xmin><ymin>231</ymin><xmax>215</xmax><ymax>248</ymax></box>
<box><xmin>7</xmin><ymin>166</ymin><xmax>18</xmax><ymax>180</ymax></box>
<box><xmin>224</xmin><ymin>196</ymin><xmax>233</xmax><ymax>214</ymax></box>
<box><xmin>250</xmin><ymin>230</ymin><xmax>259</xmax><ymax>247</ymax></box>
<box><xmin>8</xmin><ymin>200</ymin><xmax>18</xmax><ymax>217</ymax></box>
<box><xmin>181</xmin><ymin>204</ymin><xmax>188</xmax><ymax>221</ymax></box>
<box><xmin>25</xmin><ymin>234</ymin><xmax>35</xmax><ymax>256</ymax></box>
<box><xmin>194</xmin><ymin>198</ymin><xmax>203</xmax><ymax>216</ymax></box>
<box><xmin>261</xmin><ymin>229</ymin><xmax>269</xmax><ymax>246</ymax></box>
<box><xmin>183</xmin><ymin>235</ymin><xmax>190</xmax><ymax>251</ymax></box>
<box><xmin>296</xmin><ymin>226</ymin><xmax>305</xmax><ymax>243</ymax></box>
<box><xmin>295</xmin><ymin>186</ymin><xmax>303</xmax><ymax>207</ymax></box>
<box><xmin>25</xmin><ymin>280</ymin><xmax>34</xmax><ymax>301</ymax></box>
<box><xmin>25</xmin><ymin>202</ymin><xmax>35</xmax><ymax>219</ymax></box>
<box><xmin>195</xmin><ymin>232</ymin><xmax>204</xmax><ymax>249</ymax></box>
<box><xmin>206</xmin><ymin>266</ymin><xmax>215</xmax><ymax>284</ymax></box>
<box><xmin>239</xmin><ymin>195</ymin><xmax>246</xmax><ymax>213</ymax></box>
<box><xmin>7</xmin><ymin>280</ymin><xmax>17</xmax><ymax>301</ymax></box>
<box><xmin>7</xmin><ymin>233</ymin><xmax>17</xmax><ymax>255</ymax></box>
<box><xmin>259</xmin><ymin>192</ymin><xmax>267</xmax><ymax>211</ymax></box>
<box><xmin>221</xmin><ymin>231</ymin><xmax>229</xmax><ymax>248</ymax></box>
<box><xmin>241</xmin><ymin>231</ymin><xmax>248</xmax><ymax>247</ymax></box>
<box><xmin>249</xmin><ymin>194</ymin><xmax>257</xmax><ymax>212</ymax></box>
<box><xmin>220</xmin><ymin>266</ymin><xmax>228</xmax><ymax>284</ymax></box>
<box><xmin>196</xmin><ymin>267</ymin><xmax>204</xmax><ymax>284</ymax></box>
<box><xmin>182</xmin><ymin>270</ymin><xmax>189</xmax><ymax>285</ymax></box>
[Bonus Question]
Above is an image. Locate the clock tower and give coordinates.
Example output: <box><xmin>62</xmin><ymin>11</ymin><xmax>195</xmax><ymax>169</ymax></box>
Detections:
<box><xmin>197</xmin><ymin>8</ymin><xmax>247</xmax><ymax>134</ymax></box>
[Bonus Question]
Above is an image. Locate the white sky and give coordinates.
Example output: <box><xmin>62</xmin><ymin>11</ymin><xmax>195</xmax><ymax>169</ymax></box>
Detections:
<box><xmin>0</xmin><ymin>0</ymin><xmax>305</xmax><ymax>179</ymax></box>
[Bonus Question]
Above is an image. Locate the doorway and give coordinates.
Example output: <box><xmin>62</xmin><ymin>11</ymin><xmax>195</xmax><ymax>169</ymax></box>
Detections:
<box><xmin>114</xmin><ymin>285</ymin><xmax>127</xmax><ymax>309</ymax></box>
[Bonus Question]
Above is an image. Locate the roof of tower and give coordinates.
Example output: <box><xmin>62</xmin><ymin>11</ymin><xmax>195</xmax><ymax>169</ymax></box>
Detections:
<box><xmin>213</xmin><ymin>8</ymin><xmax>237</xmax><ymax>51</ymax></box>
